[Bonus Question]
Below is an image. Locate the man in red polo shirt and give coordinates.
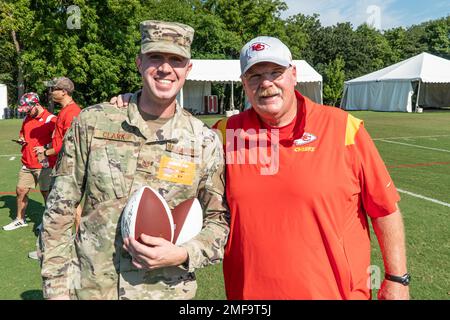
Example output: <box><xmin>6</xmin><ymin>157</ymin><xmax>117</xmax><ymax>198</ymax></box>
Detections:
<box><xmin>214</xmin><ymin>36</ymin><xmax>410</xmax><ymax>300</ymax></box>
<box><xmin>3</xmin><ymin>93</ymin><xmax>57</xmax><ymax>231</ymax></box>
<box><xmin>34</xmin><ymin>77</ymin><xmax>81</xmax><ymax>158</ymax></box>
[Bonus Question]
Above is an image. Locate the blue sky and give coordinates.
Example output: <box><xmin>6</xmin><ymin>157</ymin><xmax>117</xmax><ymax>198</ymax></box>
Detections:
<box><xmin>282</xmin><ymin>0</ymin><xmax>450</xmax><ymax>30</ymax></box>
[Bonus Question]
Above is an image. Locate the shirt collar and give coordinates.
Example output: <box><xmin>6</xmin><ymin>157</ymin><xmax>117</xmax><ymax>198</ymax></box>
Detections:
<box><xmin>34</xmin><ymin>108</ymin><xmax>48</xmax><ymax>120</ymax></box>
<box><xmin>125</xmin><ymin>91</ymin><xmax>183</xmax><ymax>143</ymax></box>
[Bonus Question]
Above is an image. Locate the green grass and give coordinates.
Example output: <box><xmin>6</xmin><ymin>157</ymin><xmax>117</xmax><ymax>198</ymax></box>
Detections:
<box><xmin>1</xmin><ymin>110</ymin><xmax>449</xmax><ymax>300</ymax></box>
<box><xmin>0</xmin><ymin>120</ymin><xmax>45</xmax><ymax>300</ymax></box>
<box><xmin>197</xmin><ymin>114</ymin><xmax>224</xmax><ymax>127</ymax></box>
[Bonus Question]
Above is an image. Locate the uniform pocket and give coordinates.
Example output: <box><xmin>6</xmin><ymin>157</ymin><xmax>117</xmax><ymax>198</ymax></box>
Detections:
<box><xmin>106</xmin><ymin>144</ymin><xmax>127</xmax><ymax>198</ymax></box>
<box><xmin>53</xmin><ymin>153</ymin><xmax>74</xmax><ymax>177</ymax></box>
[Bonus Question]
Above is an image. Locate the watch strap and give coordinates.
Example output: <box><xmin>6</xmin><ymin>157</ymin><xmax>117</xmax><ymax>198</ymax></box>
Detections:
<box><xmin>385</xmin><ymin>272</ymin><xmax>411</xmax><ymax>286</ymax></box>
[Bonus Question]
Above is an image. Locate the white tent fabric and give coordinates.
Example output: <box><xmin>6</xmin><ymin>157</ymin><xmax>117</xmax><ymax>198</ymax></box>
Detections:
<box><xmin>343</xmin><ymin>80</ymin><xmax>414</xmax><ymax>112</ymax></box>
<box><xmin>0</xmin><ymin>84</ymin><xmax>7</xmax><ymax>119</ymax></box>
<box><xmin>180</xmin><ymin>59</ymin><xmax>322</xmax><ymax>113</ymax></box>
<box><xmin>341</xmin><ymin>52</ymin><xmax>450</xmax><ymax>112</ymax></box>
<box><xmin>187</xmin><ymin>60</ymin><xmax>241</xmax><ymax>82</ymax></box>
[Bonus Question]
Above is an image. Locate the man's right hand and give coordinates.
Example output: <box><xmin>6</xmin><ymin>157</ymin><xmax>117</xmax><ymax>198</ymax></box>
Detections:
<box><xmin>109</xmin><ymin>93</ymin><xmax>132</xmax><ymax>108</ymax></box>
<box><xmin>12</xmin><ymin>138</ymin><xmax>27</xmax><ymax>145</ymax></box>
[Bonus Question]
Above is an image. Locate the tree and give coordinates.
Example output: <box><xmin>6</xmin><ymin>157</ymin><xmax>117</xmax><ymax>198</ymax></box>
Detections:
<box><xmin>284</xmin><ymin>13</ymin><xmax>321</xmax><ymax>62</ymax></box>
<box><xmin>191</xmin><ymin>9</ymin><xmax>241</xmax><ymax>59</ymax></box>
<box><xmin>203</xmin><ymin>0</ymin><xmax>288</xmax><ymax>46</ymax></box>
<box><xmin>0</xmin><ymin>1</ymin><xmax>447</xmax><ymax>111</ymax></box>
<box><xmin>424</xmin><ymin>17</ymin><xmax>450</xmax><ymax>59</ymax></box>
<box><xmin>0</xmin><ymin>0</ymin><xmax>34</xmax><ymax>103</ymax></box>
<box><xmin>352</xmin><ymin>24</ymin><xmax>395</xmax><ymax>77</ymax></box>
<box><xmin>323</xmin><ymin>56</ymin><xmax>345</xmax><ymax>106</ymax></box>
<box><xmin>384</xmin><ymin>25</ymin><xmax>428</xmax><ymax>62</ymax></box>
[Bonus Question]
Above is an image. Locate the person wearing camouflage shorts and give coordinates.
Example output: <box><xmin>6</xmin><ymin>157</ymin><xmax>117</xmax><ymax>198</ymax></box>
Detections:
<box><xmin>40</xmin><ymin>20</ymin><xmax>230</xmax><ymax>300</ymax></box>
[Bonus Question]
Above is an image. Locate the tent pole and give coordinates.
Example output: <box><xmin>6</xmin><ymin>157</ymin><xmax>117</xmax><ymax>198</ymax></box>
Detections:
<box><xmin>415</xmin><ymin>80</ymin><xmax>421</xmax><ymax>112</ymax></box>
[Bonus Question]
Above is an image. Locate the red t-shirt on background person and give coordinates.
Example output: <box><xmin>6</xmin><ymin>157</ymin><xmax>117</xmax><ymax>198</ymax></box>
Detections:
<box><xmin>20</xmin><ymin>109</ymin><xmax>57</xmax><ymax>168</ymax></box>
<box><xmin>52</xmin><ymin>101</ymin><xmax>81</xmax><ymax>155</ymax></box>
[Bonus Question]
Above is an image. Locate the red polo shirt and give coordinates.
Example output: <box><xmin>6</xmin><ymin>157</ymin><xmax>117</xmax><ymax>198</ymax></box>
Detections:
<box><xmin>52</xmin><ymin>101</ymin><xmax>81</xmax><ymax>155</ymax></box>
<box><xmin>214</xmin><ymin>91</ymin><xmax>400</xmax><ymax>300</ymax></box>
<box><xmin>20</xmin><ymin>109</ymin><xmax>57</xmax><ymax>169</ymax></box>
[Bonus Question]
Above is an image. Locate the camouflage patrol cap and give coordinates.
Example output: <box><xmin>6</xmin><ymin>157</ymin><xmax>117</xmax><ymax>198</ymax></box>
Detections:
<box><xmin>140</xmin><ymin>20</ymin><xmax>194</xmax><ymax>59</ymax></box>
<box><xmin>46</xmin><ymin>77</ymin><xmax>75</xmax><ymax>94</ymax></box>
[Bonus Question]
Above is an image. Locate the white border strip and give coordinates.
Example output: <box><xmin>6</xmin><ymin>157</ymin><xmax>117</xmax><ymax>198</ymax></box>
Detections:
<box><xmin>397</xmin><ymin>188</ymin><xmax>450</xmax><ymax>208</ymax></box>
<box><xmin>377</xmin><ymin>140</ymin><xmax>450</xmax><ymax>153</ymax></box>
<box><xmin>373</xmin><ymin>134</ymin><xmax>450</xmax><ymax>141</ymax></box>
<box><xmin>0</xmin><ymin>154</ymin><xmax>21</xmax><ymax>158</ymax></box>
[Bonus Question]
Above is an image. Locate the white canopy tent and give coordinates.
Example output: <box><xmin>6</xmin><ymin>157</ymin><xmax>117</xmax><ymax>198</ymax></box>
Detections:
<box><xmin>178</xmin><ymin>59</ymin><xmax>323</xmax><ymax>114</ymax></box>
<box><xmin>341</xmin><ymin>52</ymin><xmax>450</xmax><ymax>112</ymax></box>
<box><xmin>0</xmin><ymin>84</ymin><xmax>7</xmax><ymax>119</ymax></box>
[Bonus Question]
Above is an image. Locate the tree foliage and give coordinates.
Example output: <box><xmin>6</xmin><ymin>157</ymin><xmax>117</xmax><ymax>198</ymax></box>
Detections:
<box><xmin>323</xmin><ymin>56</ymin><xmax>345</xmax><ymax>106</ymax></box>
<box><xmin>0</xmin><ymin>1</ymin><xmax>448</xmax><ymax>108</ymax></box>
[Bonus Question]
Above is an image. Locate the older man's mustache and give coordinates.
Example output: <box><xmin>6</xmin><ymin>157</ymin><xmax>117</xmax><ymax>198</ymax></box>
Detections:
<box><xmin>258</xmin><ymin>88</ymin><xmax>282</xmax><ymax>98</ymax></box>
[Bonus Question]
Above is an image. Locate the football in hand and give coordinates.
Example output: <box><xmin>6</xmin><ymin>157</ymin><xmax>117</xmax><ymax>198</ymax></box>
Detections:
<box><xmin>121</xmin><ymin>186</ymin><xmax>203</xmax><ymax>245</ymax></box>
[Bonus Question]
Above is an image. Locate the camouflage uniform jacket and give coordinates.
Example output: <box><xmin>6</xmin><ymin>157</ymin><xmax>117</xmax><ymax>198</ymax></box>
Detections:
<box><xmin>41</xmin><ymin>91</ymin><xmax>230</xmax><ymax>299</ymax></box>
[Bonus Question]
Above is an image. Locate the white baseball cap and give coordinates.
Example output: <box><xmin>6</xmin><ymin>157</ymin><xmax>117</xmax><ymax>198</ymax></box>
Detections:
<box><xmin>240</xmin><ymin>36</ymin><xmax>292</xmax><ymax>75</ymax></box>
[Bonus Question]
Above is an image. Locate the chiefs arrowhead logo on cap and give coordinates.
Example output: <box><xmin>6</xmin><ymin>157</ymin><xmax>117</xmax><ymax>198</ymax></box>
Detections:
<box><xmin>246</xmin><ymin>42</ymin><xmax>271</xmax><ymax>61</ymax></box>
<box><xmin>251</xmin><ymin>43</ymin><xmax>268</xmax><ymax>51</ymax></box>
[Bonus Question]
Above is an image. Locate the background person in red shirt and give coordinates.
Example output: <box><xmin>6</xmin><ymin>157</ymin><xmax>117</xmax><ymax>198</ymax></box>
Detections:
<box><xmin>214</xmin><ymin>36</ymin><xmax>410</xmax><ymax>300</ymax></box>
<box><xmin>34</xmin><ymin>77</ymin><xmax>81</xmax><ymax>158</ymax></box>
<box><xmin>3</xmin><ymin>93</ymin><xmax>56</xmax><ymax>231</ymax></box>
<box><xmin>31</xmin><ymin>77</ymin><xmax>82</xmax><ymax>260</ymax></box>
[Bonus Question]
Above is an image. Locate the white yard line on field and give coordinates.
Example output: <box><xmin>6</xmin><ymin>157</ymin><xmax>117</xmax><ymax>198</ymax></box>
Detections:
<box><xmin>397</xmin><ymin>188</ymin><xmax>450</xmax><ymax>208</ymax></box>
<box><xmin>373</xmin><ymin>134</ymin><xmax>450</xmax><ymax>141</ymax></box>
<box><xmin>9</xmin><ymin>157</ymin><xmax>15</xmax><ymax>161</ymax></box>
<box><xmin>0</xmin><ymin>154</ymin><xmax>21</xmax><ymax>158</ymax></box>
<box><xmin>377</xmin><ymin>140</ymin><xmax>450</xmax><ymax>153</ymax></box>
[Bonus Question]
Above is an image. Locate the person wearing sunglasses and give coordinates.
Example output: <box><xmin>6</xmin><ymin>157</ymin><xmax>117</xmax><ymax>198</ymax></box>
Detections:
<box><xmin>3</xmin><ymin>93</ymin><xmax>56</xmax><ymax>232</ymax></box>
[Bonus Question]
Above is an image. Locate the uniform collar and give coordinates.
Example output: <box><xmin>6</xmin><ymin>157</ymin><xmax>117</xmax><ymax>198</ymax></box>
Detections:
<box><xmin>126</xmin><ymin>90</ymin><xmax>182</xmax><ymax>143</ymax></box>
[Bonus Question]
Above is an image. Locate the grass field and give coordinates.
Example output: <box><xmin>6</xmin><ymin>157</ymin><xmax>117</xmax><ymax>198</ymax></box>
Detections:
<box><xmin>0</xmin><ymin>110</ymin><xmax>449</xmax><ymax>300</ymax></box>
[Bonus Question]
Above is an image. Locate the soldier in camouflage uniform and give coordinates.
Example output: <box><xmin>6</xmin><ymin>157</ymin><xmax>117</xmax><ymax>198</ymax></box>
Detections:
<box><xmin>41</xmin><ymin>20</ymin><xmax>230</xmax><ymax>300</ymax></box>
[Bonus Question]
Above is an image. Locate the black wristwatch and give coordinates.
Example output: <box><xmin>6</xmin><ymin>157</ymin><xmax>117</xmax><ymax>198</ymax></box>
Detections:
<box><xmin>385</xmin><ymin>273</ymin><xmax>411</xmax><ymax>286</ymax></box>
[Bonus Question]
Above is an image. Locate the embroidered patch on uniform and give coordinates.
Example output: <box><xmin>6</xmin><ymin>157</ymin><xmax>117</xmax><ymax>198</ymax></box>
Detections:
<box><xmin>166</xmin><ymin>143</ymin><xmax>199</xmax><ymax>158</ymax></box>
<box><xmin>293</xmin><ymin>132</ymin><xmax>317</xmax><ymax>146</ymax></box>
<box><xmin>94</xmin><ymin>129</ymin><xmax>135</xmax><ymax>142</ymax></box>
<box><xmin>157</xmin><ymin>155</ymin><xmax>196</xmax><ymax>186</ymax></box>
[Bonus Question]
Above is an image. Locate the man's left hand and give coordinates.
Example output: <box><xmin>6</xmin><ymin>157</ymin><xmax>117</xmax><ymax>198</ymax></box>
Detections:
<box><xmin>377</xmin><ymin>279</ymin><xmax>410</xmax><ymax>300</ymax></box>
<box><xmin>123</xmin><ymin>235</ymin><xmax>188</xmax><ymax>270</ymax></box>
<box><xmin>109</xmin><ymin>93</ymin><xmax>132</xmax><ymax>108</ymax></box>
<box><xmin>34</xmin><ymin>146</ymin><xmax>45</xmax><ymax>155</ymax></box>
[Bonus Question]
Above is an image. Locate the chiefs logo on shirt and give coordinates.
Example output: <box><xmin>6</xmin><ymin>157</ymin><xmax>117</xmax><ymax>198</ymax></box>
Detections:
<box><xmin>293</xmin><ymin>132</ymin><xmax>317</xmax><ymax>152</ymax></box>
<box><xmin>294</xmin><ymin>132</ymin><xmax>317</xmax><ymax>146</ymax></box>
